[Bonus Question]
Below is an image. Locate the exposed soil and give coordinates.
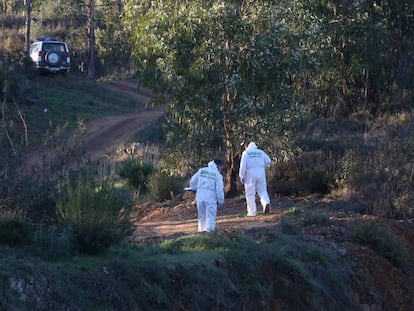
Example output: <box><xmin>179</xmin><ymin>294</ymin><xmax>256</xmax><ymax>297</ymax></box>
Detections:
<box><xmin>81</xmin><ymin>110</ymin><xmax>164</xmax><ymax>160</ymax></box>
<box><xmin>132</xmin><ymin>195</ymin><xmax>287</xmax><ymax>243</ymax></box>
<box><xmin>80</xmin><ymin>80</ymin><xmax>165</xmax><ymax>161</ymax></box>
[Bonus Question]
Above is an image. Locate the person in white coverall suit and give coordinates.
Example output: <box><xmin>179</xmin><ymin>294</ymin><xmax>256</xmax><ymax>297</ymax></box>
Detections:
<box><xmin>189</xmin><ymin>159</ymin><xmax>225</xmax><ymax>232</ymax></box>
<box><xmin>239</xmin><ymin>142</ymin><xmax>271</xmax><ymax>216</ymax></box>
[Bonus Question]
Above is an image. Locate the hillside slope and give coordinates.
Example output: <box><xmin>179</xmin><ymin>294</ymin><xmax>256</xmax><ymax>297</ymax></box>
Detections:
<box><xmin>20</xmin><ymin>78</ymin><xmax>413</xmax><ymax>310</ymax></box>
<box><xmin>96</xmin><ymin>81</ymin><xmax>414</xmax><ymax>310</ymax></box>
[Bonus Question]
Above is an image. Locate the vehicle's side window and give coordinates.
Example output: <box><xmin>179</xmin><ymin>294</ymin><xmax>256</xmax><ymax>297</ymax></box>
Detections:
<box><xmin>30</xmin><ymin>44</ymin><xmax>39</xmax><ymax>54</ymax></box>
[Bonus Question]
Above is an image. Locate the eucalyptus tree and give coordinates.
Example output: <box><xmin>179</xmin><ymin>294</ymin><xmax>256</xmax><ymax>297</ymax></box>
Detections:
<box><xmin>309</xmin><ymin>1</ymin><xmax>414</xmax><ymax>117</ymax></box>
<box><xmin>97</xmin><ymin>0</ymin><xmax>132</xmax><ymax>74</ymax></box>
<box><xmin>123</xmin><ymin>0</ymin><xmax>323</xmax><ymax>195</ymax></box>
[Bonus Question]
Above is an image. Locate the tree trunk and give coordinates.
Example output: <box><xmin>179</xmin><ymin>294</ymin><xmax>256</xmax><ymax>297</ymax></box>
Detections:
<box><xmin>88</xmin><ymin>0</ymin><xmax>95</xmax><ymax>79</ymax></box>
<box><xmin>224</xmin><ymin>147</ymin><xmax>240</xmax><ymax>197</ymax></box>
<box><xmin>224</xmin><ymin>123</ymin><xmax>247</xmax><ymax>198</ymax></box>
<box><xmin>222</xmin><ymin>80</ymin><xmax>248</xmax><ymax>197</ymax></box>
<box><xmin>25</xmin><ymin>0</ymin><xmax>30</xmax><ymax>54</ymax></box>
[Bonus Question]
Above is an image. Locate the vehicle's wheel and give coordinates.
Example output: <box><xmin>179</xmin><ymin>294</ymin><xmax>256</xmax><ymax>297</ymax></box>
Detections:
<box><xmin>45</xmin><ymin>52</ymin><xmax>60</xmax><ymax>65</ymax></box>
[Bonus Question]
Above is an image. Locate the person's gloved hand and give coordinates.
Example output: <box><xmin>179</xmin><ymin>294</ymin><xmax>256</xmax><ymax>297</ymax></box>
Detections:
<box><xmin>218</xmin><ymin>203</ymin><xmax>224</xmax><ymax>209</ymax></box>
<box><xmin>240</xmin><ymin>178</ymin><xmax>245</xmax><ymax>185</ymax></box>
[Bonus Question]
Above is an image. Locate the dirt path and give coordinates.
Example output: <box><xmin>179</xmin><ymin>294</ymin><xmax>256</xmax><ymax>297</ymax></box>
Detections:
<box><xmin>82</xmin><ymin>110</ymin><xmax>164</xmax><ymax>160</ymax></box>
<box><xmin>132</xmin><ymin>212</ymin><xmax>282</xmax><ymax>243</ymax></box>
<box><xmin>131</xmin><ymin>196</ymin><xmax>290</xmax><ymax>243</ymax></box>
<box><xmin>84</xmin><ymin>80</ymin><xmax>166</xmax><ymax>161</ymax></box>
<box><xmin>27</xmin><ymin>80</ymin><xmax>165</xmax><ymax>167</ymax></box>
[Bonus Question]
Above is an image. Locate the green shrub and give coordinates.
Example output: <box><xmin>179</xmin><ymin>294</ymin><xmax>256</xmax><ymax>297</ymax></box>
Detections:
<box><xmin>147</xmin><ymin>171</ymin><xmax>184</xmax><ymax>202</ymax></box>
<box><xmin>57</xmin><ymin>176</ymin><xmax>134</xmax><ymax>255</ymax></box>
<box><xmin>0</xmin><ymin>155</ymin><xmax>58</xmax><ymax>225</ymax></box>
<box><xmin>118</xmin><ymin>159</ymin><xmax>155</xmax><ymax>193</ymax></box>
<box><xmin>268</xmin><ymin>152</ymin><xmax>331</xmax><ymax>197</ymax></box>
<box><xmin>335</xmin><ymin>118</ymin><xmax>414</xmax><ymax>219</ymax></box>
<box><xmin>350</xmin><ymin>221</ymin><xmax>407</xmax><ymax>267</ymax></box>
<box><xmin>0</xmin><ymin>209</ymin><xmax>33</xmax><ymax>245</ymax></box>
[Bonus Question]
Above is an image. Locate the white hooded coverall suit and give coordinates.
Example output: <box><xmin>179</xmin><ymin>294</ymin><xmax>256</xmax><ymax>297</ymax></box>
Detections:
<box><xmin>239</xmin><ymin>142</ymin><xmax>271</xmax><ymax>216</ymax></box>
<box><xmin>189</xmin><ymin>160</ymin><xmax>224</xmax><ymax>232</ymax></box>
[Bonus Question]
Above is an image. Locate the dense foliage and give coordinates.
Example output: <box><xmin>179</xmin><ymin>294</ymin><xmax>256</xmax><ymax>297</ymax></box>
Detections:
<box><xmin>0</xmin><ymin>209</ymin><xmax>32</xmax><ymax>245</ymax></box>
<box><xmin>123</xmin><ymin>0</ymin><xmax>327</xmax><ymax>194</ymax></box>
<box><xmin>122</xmin><ymin>0</ymin><xmax>414</xmax><ymax>217</ymax></box>
<box><xmin>123</xmin><ymin>0</ymin><xmax>413</xmax><ymax>196</ymax></box>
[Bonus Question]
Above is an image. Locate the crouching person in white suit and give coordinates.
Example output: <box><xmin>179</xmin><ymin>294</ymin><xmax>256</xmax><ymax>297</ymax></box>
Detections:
<box><xmin>189</xmin><ymin>159</ymin><xmax>224</xmax><ymax>232</ymax></box>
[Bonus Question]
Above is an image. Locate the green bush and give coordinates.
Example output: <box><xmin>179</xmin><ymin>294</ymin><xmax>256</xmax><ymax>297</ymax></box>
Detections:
<box><xmin>0</xmin><ymin>209</ymin><xmax>33</xmax><ymax>245</ymax></box>
<box><xmin>268</xmin><ymin>154</ymin><xmax>331</xmax><ymax>196</ymax></box>
<box><xmin>0</xmin><ymin>154</ymin><xmax>58</xmax><ymax>225</ymax></box>
<box><xmin>334</xmin><ymin>117</ymin><xmax>414</xmax><ymax>219</ymax></box>
<box><xmin>350</xmin><ymin>221</ymin><xmax>407</xmax><ymax>267</ymax></box>
<box><xmin>118</xmin><ymin>159</ymin><xmax>155</xmax><ymax>193</ymax></box>
<box><xmin>147</xmin><ymin>171</ymin><xmax>184</xmax><ymax>202</ymax></box>
<box><xmin>158</xmin><ymin>233</ymin><xmax>354</xmax><ymax>310</ymax></box>
<box><xmin>57</xmin><ymin>176</ymin><xmax>134</xmax><ymax>255</ymax></box>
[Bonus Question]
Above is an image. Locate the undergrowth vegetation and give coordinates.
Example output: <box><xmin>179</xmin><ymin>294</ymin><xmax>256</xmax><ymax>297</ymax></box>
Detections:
<box><xmin>350</xmin><ymin>221</ymin><xmax>408</xmax><ymax>267</ymax></box>
<box><xmin>146</xmin><ymin>170</ymin><xmax>184</xmax><ymax>202</ymax></box>
<box><xmin>0</xmin><ymin>232</ymin><xmax>356</xmax><ymax>310</ymax></box>
<box><xmin>57</xmin><ymin>175</ymin><xmax>134</xmax><ymax>255</ymax></box>
<box><xmin>118</xmin><ymin>159</ymin><xmax>155</xmax><ymax>194</ymax></box>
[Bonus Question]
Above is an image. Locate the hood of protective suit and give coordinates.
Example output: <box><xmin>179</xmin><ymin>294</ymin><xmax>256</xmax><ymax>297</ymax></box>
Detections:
<box><xmin>208</xmin><ymin>160</ymin><xmax>218</xmax><ymax>170</ymax></box>
<box><xmin>246</xmin><ymin>142</ymin><xmax>257</xmax><ymax>150</ymax></box>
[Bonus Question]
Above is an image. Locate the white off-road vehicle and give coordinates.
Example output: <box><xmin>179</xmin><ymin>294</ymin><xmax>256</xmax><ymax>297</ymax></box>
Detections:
<box><xmin>29</xmin><ymin>38</ymin><xmax>71</xmax><ymax>74</ymax></box>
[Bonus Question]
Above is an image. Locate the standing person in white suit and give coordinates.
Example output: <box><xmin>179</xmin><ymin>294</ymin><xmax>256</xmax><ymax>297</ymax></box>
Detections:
<box><xmin>189</xmin><ymin>159</ymin><xmax>224</xmax><ymax>232</ymax></box>
<box><xmin>239</xmin><ymin>142</ymin><xmax>271</xmax><ymax>216</ymax></box>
